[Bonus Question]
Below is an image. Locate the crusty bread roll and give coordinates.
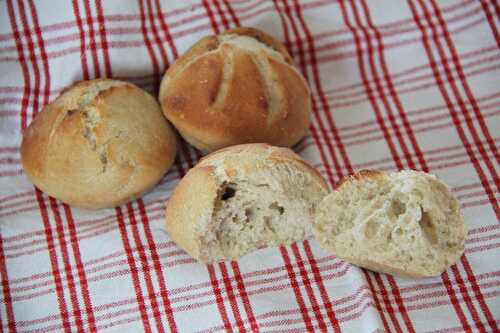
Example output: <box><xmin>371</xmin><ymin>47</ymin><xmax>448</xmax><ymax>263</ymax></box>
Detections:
<box><xmin>314</xmin><ymin>170</ymin><xmax>466</xmax><ymax>278</ymax></box>
<box><xmin>159</xmin><ymin>27</ymin><xmax>311</xmax><ymax>152</ymax></box>
<box><xmin>21</xmin><ymin>79</ymin><xmax>177</xmax><ymax>209</ymax></box>
<box><xmin>165</xmin><ymin>143</ymin><xmax>329</xmax><ymax>263</ymax></box>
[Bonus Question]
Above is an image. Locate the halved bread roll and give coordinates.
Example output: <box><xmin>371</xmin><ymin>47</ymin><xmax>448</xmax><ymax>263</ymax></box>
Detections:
<box><xmin>314</xmin><ymin>170</ymin><xmax>466</xmax><ymax>278</ymax></box>
<box><xmin>165</xmin><ymin>144</ymin><xmax>329</xmax><ymax>263</ymax></box>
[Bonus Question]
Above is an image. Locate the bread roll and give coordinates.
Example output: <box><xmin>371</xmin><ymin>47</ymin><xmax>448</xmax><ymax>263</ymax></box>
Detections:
<box><xmin>165</xmin><ymin>143</ymin><xmax>329</xmax><ymax>263</ymax></box>
<box><xmin>159</xmin><ymin>27</ymin><xmax>311</xmax><ymax>152</ymax></box>
<box><xmin>314</xmin><ymin>170</ymin><xmax>466</xmax><ymax>278</ymax></box>
<box><xmin>21</xmin><ymin>79</ymin><xmax>177</xmax><ymax>209</ymax></box>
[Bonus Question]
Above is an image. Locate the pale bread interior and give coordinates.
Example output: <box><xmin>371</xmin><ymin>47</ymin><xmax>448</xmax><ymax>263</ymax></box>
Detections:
<box><xmin>314</xmin><ymin>170</ymin><xmax>466</xmax><ymax>277</ymax></box>
<box><xmin>199</xmin><ymin>163</ymin><xmax>327</xmax><ymax>262</ymax></box>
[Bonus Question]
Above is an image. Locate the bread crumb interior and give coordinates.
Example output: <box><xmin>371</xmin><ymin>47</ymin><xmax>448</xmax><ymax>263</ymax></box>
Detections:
<box><xmin>200</xmin><ymin>164</ymin><xmax>324</xmax><ymax>261</ymax></box>
<box><xmin>315</xmin><ymin>171</ymin><xmax>465</xmax><ymax>276</ymax></box>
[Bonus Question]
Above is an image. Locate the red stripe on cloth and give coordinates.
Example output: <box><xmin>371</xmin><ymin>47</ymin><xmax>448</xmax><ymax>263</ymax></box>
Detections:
<box><xmin>450</xmin><ymin>264</ymin><xmax>487</xmax><ymax>333</ymax></box>
<box><xmin>290</xmin><ymin>243</ymin><xmax>328</xmax><ymax>332</ymax></box>
<box><xmin>303</xmin><ymin>241</ymin><xmax>341</xmax><ymax>333</ymax></box>
<box><xmin>138</xmin><ymin>0</ymin><xmax>161</xmax><ymax>88</ymax></box>
<box><xmin>358</xmin><ymin>0</ymin><xmax>429</xmax><ymax>172</ymax></box>
<box><xmin>460</xmin><ymin>255</ymin><xmax>498</xmax><ymax>330</ymax></box>
<box><xmin>284</xmin><ymin>0</ymin><xmax>349</xmax><ymax>181</ymax></box>
<box><xmin>415</xmin><ymin>2</ymin><xmax>500</xmax><ymax>208</ymax></box>
<box><xmin>9</xmin><ymin>1</ymin><xmax>72</xmax><ymax>331</ymax></box>
<box><xmin>223</xmin><ymin>0</ymin><xmax>242</xmax><ymax>27</ymax></box>
<box><xmin>441</xmin><ymin>268</ymin><xmax>484</xmax><ymax>332</ymax></box>
<box><xmin>126</xmin><ymin>202</ymin><xmax>166</xmax><ymax>333</ymax></box>
<box><xmin>212</xmin><ymin>0</ymin><xmax>231</xmax><ymax>30</ymax></box>
<box><xmin>36</xmin><ymin>191</ymin><xmax>72</xmax><ymax>333</ymax></box>
<box><xmin>48</xmin><ymin>198</ymin><xmax>86</xmax><ymax>333</ymax></box>
<box><xmin>202</xmin><ymin>0</ymin><xmax>220</xmax><ymax>34</ymax></box>
<box><xmin>385</xmin><ymin>276</ymin><xmax>416</xmax><ymax>333</ymax></box>
<box><xmin>0</xmin><ymin>234</ymin><xmax>16</xmax><ymax>333</ymax></box>
<box><xmin>415</xmin><ymin>0</ymin><xmax>500</xmax><ymax>216</ymax></box>
<box><xmin>115</xmin><ymin>206</ymin><xmax>152</xmax><ymax>333</ymax></box>
<box><xmin>144</xmin><ymin>0</ymin><xmax>169</xmax><ymax>70</ymax></box>
<box><xmin>71</xmin><ymin>0</ymin><xmax>90</xmax><ymax>79</ymax></box>
<box><xmin>83</xmin><ymin>0</ymin><xmax>101</xmax><ymax>77</ymax></box>
<box><xmin>137</xmin><ymin>199</ymin><xmax>178</xmax><ymax>332</ymax></box>
<box><xmin>95</xmin><ymin>0</ymin><xmax>112</xmax><ymax>77</ymax></box>
<box><xmin>0</xmin><ymin>1</ymin><xmax>486</xmax><ymax>65</ymax></box>
<box><xmin>219</xmin><ymin>263</ymin><xmax>246</xmax><ymax>332</ymax></box>
<box><xmin>145</xmin><ymin>1</ymin><xmax>186</xmax><ymax>179</ymax></box>
<box><xmin>0</xmin><ymin>0</ymin><xmax>473</xmax><ymax>43</ymax></box>
<box><xmin>154</xmin><ymin>0</ymin><xmax>179</xmax><ymax>59</ymax></box>
<box><xmin>62</xmin><ymin>204</ymin><xmax>98</xmax><ymax>332</ymax></box>
<box><xmin>428</xmin><ymin>0</ymin><xmax>500</xmax><ymax>182</ymax></box>
<box><xmin>271</xmin><ymin>0</ymin><xmax>337</xmax><ymax>186</ymax></box>
<box><xmin>6</xmin><ymin>0</ymin><xmax>31</xmax><ymax>131</ymax></box>
<box><xmin>72</xmin><ymin>0</ymin><xmax>90</xmax><ymax>80</ymax></box>
<box><xmin>322</xmin><ymin>46</ymin><xmax>499</xmax><ymax>100</ymax></box>
<box><xmin>17</xmin><ymin>0</ymin><xmax>41</xmax><ymax>128</ymax></box>
<box><xmin>230</xmin><ymin>262</ymin><xmax>259</xmax><ymax>332</ymax></box>
<box><xmin>479</xmin><ymin>0</ymin><xmax>500</xmax><ymax>48</ymax></box>
<box><xmin>348</xmin><ymin>0</ymin><xmax>418</xmax><ymax>171</ymax></box>
<box><xmin>338</xmin><ymin>0</ymin><xmax>404</xmax><ymax>171</ymax></box>
<box><xmin>279</xmin><ymin>246</ymin><xmax>315</xmax><ymax>331</ymax></box>
<box><xmin>372</xmin><ymin>273</ymin><xmax>404</xmax><ymax>333</ymax></box>
<box><xmin>406</xmin><ymin>1</ymin><xmax>492</xmax><ymax>331</ymax></box>
<box><xmin>364</xmin><ymin>273</ymin><xmax>391</xmax><ymax>332</ymax></box>
<box><xmin>27</xmin><ymin>0</ymin><xmax>50</xmax><ymax>116</ymax></box>
<box><xmin>327</xmin><ymin>60</ymin><xmax>500</xmax><ymax>111</ymax></box>
<box><xmin>207</xmin><ymin>265</ymin><xmax>234</xmax><ymax>332</ymax></box>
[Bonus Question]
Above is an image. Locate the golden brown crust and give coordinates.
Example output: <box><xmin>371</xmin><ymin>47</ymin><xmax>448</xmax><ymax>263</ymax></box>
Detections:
<box><xmin>21</xmin><ymin>79</ymin><xmax>177</xmax><ymax>209</ymax></box>
<box><xmin>159</xmin><ymin>27</ymin><xmax>311</xmax><ymax>152</ymax></box>
<box><xmin>165</xmin><ymin>165</ymin><xmax>219</xmax><ymax>260</ymax></box>
<box><xmin>334</xmin><ymin>169</ymin><xmax>386</xmax><ymax>190</ymax></box>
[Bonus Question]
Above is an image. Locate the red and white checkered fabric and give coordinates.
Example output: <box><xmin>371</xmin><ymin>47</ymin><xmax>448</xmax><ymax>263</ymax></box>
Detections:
<box><xmin>0</xmin><ymin>0</ymin><xmax>499</xmax><ymax>332</ymax></box>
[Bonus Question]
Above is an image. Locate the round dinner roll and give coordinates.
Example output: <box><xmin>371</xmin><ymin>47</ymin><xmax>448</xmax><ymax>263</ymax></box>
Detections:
<box><xmin>21</xmin><ymin>79</ymin><xmax>177</xmax><ymax>209</ymax></box>
<box><xmin>159</xmin><ymin>27</ymin><xmax>311</xmax><ymax>152</ymax></box>
<box><xmin>165</xmin><ymin>144</ymin><xmax>329</xmax><ymax>263</ymax></box>
<box><xmin>313</xmin><ymin>170</ymin><xmax>467</xmax><ymax>278</ymax></box>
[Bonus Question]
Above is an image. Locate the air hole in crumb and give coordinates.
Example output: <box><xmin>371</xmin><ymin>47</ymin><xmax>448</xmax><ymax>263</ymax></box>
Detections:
<box><xmin>264</xmin><ymin>216</ymin><xmax>276</xmax><ymax>232</ymax></box>
<box><xmin>391</xmin><ymin>198</ymin><xmax>406</xmax><ymax>217</ymax></box>
<box><xmin>269</xmin><ymin>202</ymin><xmax>285</xmax><ymax>215</ymax></box>
<box><xmin>446</xmin><ymin>241</ymin><xmax>457</xmax><ymax>249</ymax></box>
<box><xmin>419</xmin><ymin>206</ymin><xmax>438</xmax><ymax>245</ymax></box>
<box><xmin>244</xmin><ymin>208</ymin><xmax>254</xmax><ymax>221</ymax></box>
<box><xmin>66</xmin><ymin>109</ymin><xmax>77</xmax><ymax>116</ymax></box>
<box><xmin>364</xmin><ymin>220</ymin><xmax>379</xmax><ymax>239</ymax></box>
<box><xmin>221</xmin><ymin>186</ymin><xmax>236</xmax><ymax>200</ymax></box>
